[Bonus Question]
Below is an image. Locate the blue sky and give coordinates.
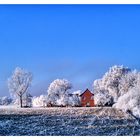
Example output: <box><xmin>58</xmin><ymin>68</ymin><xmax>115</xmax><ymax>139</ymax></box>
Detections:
<box><xmin>0</xmin><ymin>4</ymin><xmax>140</xmax><ymax>96</ymax></box>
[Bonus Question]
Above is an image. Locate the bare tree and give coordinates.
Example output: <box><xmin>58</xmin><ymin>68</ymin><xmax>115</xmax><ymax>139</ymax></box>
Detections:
<box><xmin>8</xmin><ymin>67</ymin><xmax>32</xmax><ymax>108</ymax></box>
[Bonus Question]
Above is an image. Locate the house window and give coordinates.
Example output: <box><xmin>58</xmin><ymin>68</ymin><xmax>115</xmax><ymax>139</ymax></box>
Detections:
<box><xmin>86</xmin><ymin>102</ymin><xmax>90</xmax><ymax>107</ymax></box>
<box><xmin>82</xmin><ymin>96</ymin><xmax>86</xmax><ymax>100</ymax></box>
<box><xmin>91</xmin><ymin>96</ymin><xmax>94</xmax><ymax>100</ymax></box>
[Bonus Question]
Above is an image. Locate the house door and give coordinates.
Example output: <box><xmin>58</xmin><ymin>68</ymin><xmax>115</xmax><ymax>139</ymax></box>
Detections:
<box><xmin>86</xmin><ymin>102</ymin><xmax>90</xmax><ymax>107</ymax></box>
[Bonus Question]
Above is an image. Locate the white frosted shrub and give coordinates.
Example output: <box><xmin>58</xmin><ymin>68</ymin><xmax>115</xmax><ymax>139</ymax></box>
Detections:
<box><xmin>32</xmin><ymin>95</ymin><xmax>47</xmax><ymax>107</ymax></box>
<box><xmin>0</xmin><ymin>96</ymin><xmax>12</xmax><ymax>105</ymax></box>
<box><xmin>113</xmin><ymin>86</ymin><xmax>140</xmax><ymax>117</ymax></box>
<box><xmin>94</xmin><ymin>90</ymin><xmax>113</xmax><ymax>106</ymax></box>
<box><xmin>47</xmin><ymin>79</ymin><xmax>72</xmax><ymax>106</ymax></box>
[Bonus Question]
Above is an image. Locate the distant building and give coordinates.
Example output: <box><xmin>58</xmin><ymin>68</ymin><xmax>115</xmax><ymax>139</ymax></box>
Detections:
<box><xmin>80</xmin><ymin>89</ymin><xmax>94</xmax><ymax>107</ymax></box>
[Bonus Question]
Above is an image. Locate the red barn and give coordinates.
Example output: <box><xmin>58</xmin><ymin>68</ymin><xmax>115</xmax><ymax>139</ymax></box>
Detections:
<box><xmin>80</xmin><ymin>89</ymin><xmax>94</xmax><ymax>107</ymax></box>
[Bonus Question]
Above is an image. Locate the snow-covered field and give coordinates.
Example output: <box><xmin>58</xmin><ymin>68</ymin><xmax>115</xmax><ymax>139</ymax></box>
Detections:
<box><xmin>0</xmin><ymin>107</ymin><xmax>140</xmax><ymax>136</ymax></box>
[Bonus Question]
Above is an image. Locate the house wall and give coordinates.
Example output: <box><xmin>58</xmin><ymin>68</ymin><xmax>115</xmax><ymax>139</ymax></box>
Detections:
<box><xmin>80</xmin><ymin>90</ymin><xmax>94</xmax><ymax>107</ymax></box>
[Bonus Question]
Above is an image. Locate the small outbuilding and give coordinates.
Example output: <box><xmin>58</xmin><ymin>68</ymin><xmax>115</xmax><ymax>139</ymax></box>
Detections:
<box><xmin>80</xmin><ymin>89</ymin><xmax>94</xmax><ymax>107</ymax></box>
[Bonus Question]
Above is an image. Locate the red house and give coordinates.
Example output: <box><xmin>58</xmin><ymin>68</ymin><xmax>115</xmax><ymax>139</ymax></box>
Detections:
<box><xmin>80</xmin><ymin>89</ymin><xmax>94</xmax><ymax>107</ymax></box>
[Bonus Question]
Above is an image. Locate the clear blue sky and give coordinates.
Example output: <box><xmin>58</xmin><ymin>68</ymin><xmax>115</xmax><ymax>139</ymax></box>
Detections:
<box><xmin>0</xmin><ymin>4</ymin><xmax>140</xmax><ymax>96</ymax></box>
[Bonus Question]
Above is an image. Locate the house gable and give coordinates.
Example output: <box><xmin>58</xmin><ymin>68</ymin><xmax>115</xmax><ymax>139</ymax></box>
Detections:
<box><xmin>80</xmin><ymin>89</ymin><xmax>94</xmax><ymax>107</ymax></box>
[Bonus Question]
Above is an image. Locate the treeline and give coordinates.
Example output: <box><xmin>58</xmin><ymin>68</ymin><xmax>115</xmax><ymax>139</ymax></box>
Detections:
<box><xmin>1</xmin><ymin>65</ymin><xmax>140</xmax><ymax>118</ymax></box>
<box><xmin>7</xmin><ymin>67</ymin><xmax>81</xmax><ymax>107</ymax></box>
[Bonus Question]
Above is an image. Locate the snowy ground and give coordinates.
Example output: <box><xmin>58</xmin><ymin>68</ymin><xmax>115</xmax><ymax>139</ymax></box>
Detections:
<box><xmin>0</xmin><ymin>106</ymin><xmax>140</xmax><ymax>136</ymax></box>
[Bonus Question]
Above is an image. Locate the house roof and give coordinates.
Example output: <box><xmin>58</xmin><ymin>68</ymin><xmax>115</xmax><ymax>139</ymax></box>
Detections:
<box><xmin>80</xmin><ymin>88</ymin><xmax>94</xmax><ymax>96</ymax></box>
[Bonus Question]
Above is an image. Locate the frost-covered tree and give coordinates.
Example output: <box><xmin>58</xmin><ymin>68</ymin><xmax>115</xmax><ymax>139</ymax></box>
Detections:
<box><xmin>32</xmin><ymin>95</ymin><xmax>47</xmax><ymax>107</ymax></box>
<box><xmin>69</xmin><ymin>94</ymin><xmax>81</xmax><ymax>107</ymax></box>
<box><xmin>92</xmin><ymin>65</ymin><xmax>140</xmax><ymax>117</ymax></box>
<box><xmin>119</xmin><ymin>70</ymin><xmax>138</xmax><ymax>96</ymax></box>
<box><xmin>94</xmin><ymin>90</ymin><xmax>113</xmax><ymax>107</ymax></box>
<box><xmin>0</xmin><ymin>96</ymin><xmax>12</xmax><ymax>105</ymax></box>
<box><xmin>68</xmin><ymin>90</ymin><xmax>81</xmax><ymax>107</ymax></box>
<box><xmin>12</xmin><ymin>93</ymin><xmax>32</xmax><ymax>107</ymax></box>
<box><xmin>93</xmin><ymin>65</ymin><xmax>131</xmax><ymax>103</ymax></box>
<box><xmin>8</xmin><ymin>67</ymin><xmax>32</xmax><ymax>108</ymax></box>
<box><xmin>47</xmin><ymin>79</ymin><xmax>72</xmax><ymax>106</ymax></box>
<box><xmin>93</xmin><ymin>65</ymin><xmax>140</xmax><ymax>118</ymax></box>
<box><xmin>22</xmin><ymin>93</ymin><xmax>32</xmax><ymax>107</ymax></box>
<box><xmin>56</xmin><ymin>94</ymin><xmax>69</xmax><ymax>106</ymax></box>
<box><xmin>113</xmin><ymin>86</ymin><xmax>140</xmax><ymax>118</ymax></box>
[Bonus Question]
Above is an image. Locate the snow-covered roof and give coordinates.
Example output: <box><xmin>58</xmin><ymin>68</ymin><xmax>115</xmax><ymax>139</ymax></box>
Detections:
<box><xmin>67</xmin><ymin>89</ymin><xmax>93</xmax><ymax>96</ymax></box>
<box><xmin>80</xmin><ymin>89</ymin><xmax>94</xmax><ymax>96</ymax></box>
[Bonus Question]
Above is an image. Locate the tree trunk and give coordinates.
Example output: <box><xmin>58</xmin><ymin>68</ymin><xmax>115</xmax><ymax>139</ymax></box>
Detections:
<box><xmin>19</xmin><ymin>96</ymin><xmax>23</xmax><ymax>108</ymax></box>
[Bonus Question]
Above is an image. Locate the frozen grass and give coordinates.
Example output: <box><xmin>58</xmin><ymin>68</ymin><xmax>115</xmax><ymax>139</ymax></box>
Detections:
<box><xmin>0</xmin><ymin>107</ymin><xmax>139</xmax><ymax>136</ymax></box>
